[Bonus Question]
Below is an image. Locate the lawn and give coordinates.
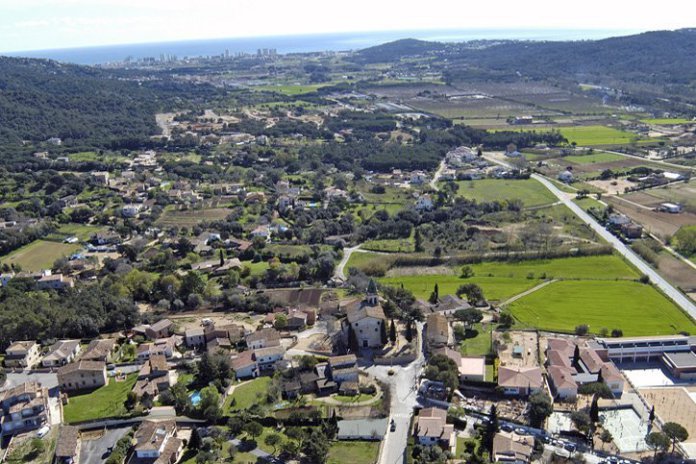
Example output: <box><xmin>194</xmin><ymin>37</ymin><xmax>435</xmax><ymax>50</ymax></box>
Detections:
<box><xmin>362</xmin><ymin>238</ymin><xmax>414</xmax><ymax>253</ymax></box>
<box><xmin>328</xmin><ymin>441</ymin><xmax>380</xmax><ymax>464</ymax></box>
<box><xmin>1</xmin><ymin>240</ymin><xmax>82</xmax><ymax>272</ymax></box>
<box><xmin>63</xmin><ymin>374</ymin><xmax>137</xmax><ymax>423</ymax></box>
<box><xmin>558</xmin><ymin>126</ymin><xmax>637</xmax><ymax>146</ymax></box>
<box><xmin>455</xmin><ymin>178</ymin><xmax>557</xmax><ymax>208</ymax></box>
<box><xmin>507</xmin><ymin>280</ymin><xmax>696</xmax><ymax>336</ymax></box>
<box><xmin>224</xmin><ymin>377</ymin><xmax>271</xmax><ymax>411</ymax></box>
<box><xmin>254</xmin><ymin>83</ymin><xmax>332</xmax><ymax>95</ymax></box>
<box><xmin>458</xmin><ymin>323</ymin><xmax>493</xmax><ymax>356</ymax></box>
<box><xmin>564</xmin><ymin>152</ymin><xmax>625</xmax><ymax>164</ymax></box>
<box><xmin>46</xmin><ymin>223</ymin><xmax>107</xmax><ymax>242</ymax></box>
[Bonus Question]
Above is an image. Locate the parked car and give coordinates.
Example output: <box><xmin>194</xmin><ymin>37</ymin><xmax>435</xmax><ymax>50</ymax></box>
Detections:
<box><xmin>390</xmin><ymin>420</ymin><xmax>396</xmax><ymax>432</ymax></box>
<box><xmin>36</xmin><ymin>425</ymin><xmax>50</xmax><ymax>438</ymax></box>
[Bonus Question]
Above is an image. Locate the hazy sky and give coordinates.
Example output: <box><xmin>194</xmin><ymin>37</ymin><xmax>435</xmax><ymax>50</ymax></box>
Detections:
<box><xmin>1</xmin><ymin>0</ymin><xmax>695</xmax><ymax>52</ymax></box>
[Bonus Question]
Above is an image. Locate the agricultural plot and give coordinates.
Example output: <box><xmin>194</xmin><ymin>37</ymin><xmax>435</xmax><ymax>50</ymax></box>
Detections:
<box><xmin>156</xmin><ymin>207</ymin><xmax>233</xmax><ymax>227</ymax></box>
<box><xmin>1</xmin><ymin>240</ymin><xmax>82</xmax><ymax>272</ymax></box>
<box><xmin>607</xmin><ymin>196</ymin><xmax>696</xmax><ymax>238</ymax></box>
<box><xmin>563</xmin><ymin>152</ymin><xmax>625</xmax><ymax>164</ymax></box>
<box><xmin>46</xmin><ymin>223</ymin><xmax>107</xmax><ymax>242</ymax></box>
<box><xmin>558</xmin><ymin>125</ymin><xmax>637</xmax><ymax>146</ymax></box>
<box><xmin>641</xmin><ymin>118</ymin><xmax>694</xmax><ymax>125</ymax></box>
<box><xmin>454</xmin><ymin>178</ymin><xmax>557</xmax><ymax>208</ymax></box>
<box><xmin>406</xmin><ymin>95</ymin><xmax>546</xmax><ymax>119</ymax></box>
<box><xmin>507</xmin><ymin>280</ymin><xmax>695</xmax><ymax>336</ymax></box>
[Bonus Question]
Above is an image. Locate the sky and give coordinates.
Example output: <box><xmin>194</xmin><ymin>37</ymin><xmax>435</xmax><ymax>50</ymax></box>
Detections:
<box><xmin>1</xmin><ymin>0</ymin><xmax>695</xmax><ymax>53</ymax></box>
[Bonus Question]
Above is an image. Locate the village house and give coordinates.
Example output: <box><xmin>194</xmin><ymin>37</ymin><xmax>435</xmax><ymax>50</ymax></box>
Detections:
<box><xmin>245</xmin><ymin>328</ymin><xmax>281</xmax><ymax>350</ymax></box>
<box><xmin>42</xmin><ymin>340</ymin><xmax>81</xmax><ymax>367</ymax></box>
<box><xmin>55</xmin><ymin>425</ymin><xmax>80</xmax><ymax>464</ymax></box>
<box><xmin>493</xmin><ymin>431</ymin><xmax>534</xmax><ymax>463</ymax></box>
<box><xmin>0</xmin><ymin>382</ymin><xmax>51</xmax><ymax>434</ymax></box>
<box><xmin>497</xmin><ymin>366</ymin><xmax>544</xmax><ymax>397</ymax></box>
<box><xmin>231</xmin><ymin>350</ymin><xmax>258</xmax><ymax>379</ymax></box>
<box><xmin>414</xmin><ymin>407</ymin><xmax>455</xmax><ymax>448</ymax></box>
<box><xmin>426</xmin><ymin>313</ymin><xmax>450</xmax><ymax>350</ymax></box>
<box><xmin>37</xmin><ymin>274</ymin><xmax>75</xmax><ymax>291</ymax></box>
<box><xmin>254</xmin><ymin>345</ymin><xmax>286</xmax><ymax>371</ymax></box>
<box><xmin>57</xmin><ymin>360</ymin><xmax>108</xmax><ymax>391</ymax></box>
<box><xmin>433</xmin><ymin>347</ymin><xmax>486</xmax><ymax>382</ymax></box>
<box><xmin>328</xmin><ymin>354</ymin><xmax>359</xmax><ymax>384</ymax></box>
<box><xmin>146</xmin><ymin>319</ymin><xmax>174</xmax><ymax>339</ymax></box>
<box><xmin>132</xmin><ymin>355</ymin><xmax>172</xmax><ymax>399</ymax></box>
<box><xmin>415</xmin><ymin>194</ymin><xmax>434</xmax><ymax>211</ymax></box>
<box><xmin>80</xmin><ymin>338</ymin><xmax>118</xmax><ymax>363</ymax></box>
<box><xmin>342</xmin><ymin>280</ymin><xmax>387</xmax><ymax>351</ymax></box>
<box><xmin>133</xmin><ymin>419</ymin><xmax>183</xmax><ymax>463</ymax></box>
<box><xmin>4</xmin><ymin>341</ymin><xmax>42</xmax><ymax>368</ymax></box>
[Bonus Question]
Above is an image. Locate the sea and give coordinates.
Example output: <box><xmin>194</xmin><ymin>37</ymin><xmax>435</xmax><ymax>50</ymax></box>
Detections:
<box><xmin>5</xmin><ymin>29</ymin><xmax>641</xmax><ymax>66</ymax></box>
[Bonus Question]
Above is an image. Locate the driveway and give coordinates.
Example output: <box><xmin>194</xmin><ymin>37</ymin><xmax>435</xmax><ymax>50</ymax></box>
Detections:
<box><xmin>80</xmin><ymin>426</ymin><xmax>132</xmax><ymax>464</ymax></box>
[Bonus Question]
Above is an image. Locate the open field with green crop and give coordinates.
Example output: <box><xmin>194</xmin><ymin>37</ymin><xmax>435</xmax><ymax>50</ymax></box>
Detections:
<box><xmin>641</xmin><ymin>118</ymin><xmax>694</xmax><ymax>125</ymax></box>
<box><xmin>507</xmin><ymin>280</ymin><xmax>696</xmax><ymax>336</ymax></box>
<box><xmin>157</xmin><ymin>207</ymin><xmax>233</xmax><ymax>227</ymax></box>
<box><xmin>1</xmin><ymin>240</ymin><xmax>82</xmax><ymax>272</ymax></box>
<box><xmin>63</xmin><ymin>374</ymin><xmax>137</xmax><ymax>423</ymax></box>
<box><xmin>380</xmin><ymin>254</ymin><xmax>642</xmax><ymax>305</ymax></box>
<box><xmin>454</xmin><ymin>178</ymin><xmax>557</xmax><ymax>208</ymax></box>
<box><xmin>328</xmin><ymin>441</ymin><xmax>380</xmax><ymax>464</ymax></box>
<box><xmin>46</xmin><ymin>223</ymin><xmax>107</xmax><ymax>242</ymax></box>
<box><xmin>564</xmin><ymin>152</ymin><xmax>625</xmax><ymax>164</ymax></box>
<box><xmin>558</xmin><ymin>126</ymin><xmax>637</xmax><ymax>146</ymax></box>
<box><xmin>253</xmin><ymin>83</ymin><xmax>332</xmax><ymax>95</ymax></box>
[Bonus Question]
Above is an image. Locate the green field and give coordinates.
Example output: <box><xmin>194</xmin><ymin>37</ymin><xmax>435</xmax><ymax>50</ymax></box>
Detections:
<box><xmin>380</xmin><ymin>254</ymin><xmax>640</xmax><ymax>303</ymax></box>
<box><xmin>1</xmin><ymin>240</ymin><xmax>82</xmax><ymax>271</ymax></box>
<box><xmin>46</xmin><ymin>223</ymin><xmax>107</xmax><ymax>242</ymax></box>
<box><xmin>641</xmin><ymin>118</ymin><xmax>693</xmax><ymax>125</ymax></box>
<box><xmin>564</xmin><ymin>152</ymin><xmax>625</xmax><ymax>164</ymax></box>
<box><xmin>558</xmin><ymin>126</ymin><xmax>637</xmax><ymax>146</ymax></box>
<box><xmin>458</xmin><ymin>323</ymin><xmax>493</xmax><ymax>357</ymax></box>
<box><xmin>253</xmin><ymin>83</ymin><xmax>332</xmax><ymax>95</ymax></box>
<box><xmin>328</xmin><ymin>441</ymin><xmax>380</xmax><ymax>464</ymax></box>
<box><xmin>157</xmin><ymin>207</ymin><xmax>233</xmax><ymax>227</ymax></box>
<box><xmin>362</xmin><ymin>237</ymin><xmax>414</xmax><ymax>253</ymax></box>
<box><xmin>507</xmin><ymin>280</ymin><xmax>696</xmax><ymax>336</ymax></box>
<box><xmin>63</xmin><ymin>374</ymin><xmax>137</xmax><ymax>423</ymax></box>
<box><xmin>224</xmin><ymin>377</ymin><xmax>271</xmax><ymax>411</ymax></box>
<box><xmin>454</xmin><ymin>178</ymin><xmax>557</xmax><ymax>207</ymax></box>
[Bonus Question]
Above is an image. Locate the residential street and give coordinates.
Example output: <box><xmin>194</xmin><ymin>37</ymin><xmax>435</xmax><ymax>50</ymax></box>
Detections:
<box><xmin>366</xmin><ymin>322</ymin><xmax>425</xmax><ymax>464</ymax></box>
<box><xmin>533</xmin><ymin>174</ymin><xmax>696</xmax><ymax>318</ymax></box>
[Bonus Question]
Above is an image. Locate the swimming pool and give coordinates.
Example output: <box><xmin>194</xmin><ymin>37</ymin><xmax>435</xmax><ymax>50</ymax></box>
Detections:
<box><xmin>189</xmin><ymin>391</ymin><xmax>201</xmax><ymax>406</ymax></box>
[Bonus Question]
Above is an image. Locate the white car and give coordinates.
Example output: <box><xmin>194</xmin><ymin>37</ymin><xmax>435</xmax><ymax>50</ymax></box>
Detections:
<box><xmin>36</xmin><ymin>425</ymin><xmax>50</xmax><ymax>438</ymax></box>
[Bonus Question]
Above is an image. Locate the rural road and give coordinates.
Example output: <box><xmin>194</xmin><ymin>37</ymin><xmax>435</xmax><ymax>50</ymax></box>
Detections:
<box><xmin>429</xmin><ymin>158</ymin><xmax>447</xmax><ymax>190</ymax></box>
<box><xmin>532</xmin><ymin>174</ymin><xmax>696</xmax><ymax>318</ymax></box>
<box><xmin>334</xmin><ymin>244</ymin><xmax>362</xmax><ymax>280</ymax></box>
<box><xmin>500</xmin><ymin>279</ymin><xmax>558</xmax><ymax>307</ymax></box>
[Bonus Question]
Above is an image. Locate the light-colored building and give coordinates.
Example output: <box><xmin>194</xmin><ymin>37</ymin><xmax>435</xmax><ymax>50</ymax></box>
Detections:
<box><xmin>414</xmin><ymin>407</ymin><xmax>455</xmax><ymax>448</ymax></box>
<box><xmin>245</xmin><ymin>328</ymin><xmax>281</xmax><ymax>350</ymax></box>
<box><xmin>134</xmin><ymin>420</ymin><xmax>182</xmax><ymax>462</ymax></box>
<box><xmin>4</xmin><ymin>341</ymin><xmax>42</xmax><ymax>368</ymax></box>
<box><xmin>493</xmin><ymin>431</ymin><xmax>533</xmax><ymax>463</ymax></box>
<box><xmin>57</xmin><ymin>360</ymin><xmax>107</xmax><ymax>391</ymax></box>
<box><xmin>231</xmin><ymin>350</ymin><xmax>258</xmax><ymax>379</ymax></box>
<box><xmin>254</xmin><ymin>345</ymin><xmax>286</xmax><ymax>370</ymax></box>
<box><xmin>42</xmin><ymin>340</ymin><xmax>81</xmax><ymax>367</ymax></box>
<box><xmin>497</xmin><ymin>366</ymin><xmax>544</xmax><ymax>397</ymax></box>
<box><xmin>0</xmin><ymin>382</ymin><xmax>50</xmax><ymax>434</ymax></box>
<box><xmin>37</xmin><ymin>274</ymin><xmax>74</xmax><ymax>290</ymax></box>
<box><xmin>343</xmin><ymin>280</ymin><xmax>387</xmax><ymax>350</ymax></box>
<box><xmin>80</xmin><ymin>339</ymin><xmax>117</xmax><ymax>363</ymax></box>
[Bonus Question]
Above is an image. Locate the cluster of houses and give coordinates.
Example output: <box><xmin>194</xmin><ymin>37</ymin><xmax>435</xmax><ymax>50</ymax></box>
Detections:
<box><xmin>0</xmin><ymin>270</ymin><xmax>75</xmax><ymax>291</ymax></box>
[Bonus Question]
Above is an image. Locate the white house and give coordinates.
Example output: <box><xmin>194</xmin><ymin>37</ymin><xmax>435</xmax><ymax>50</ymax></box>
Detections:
<box><xmin>414</xmin><ymin>407</ymin><xmax>455</xmax><ymax>447</ymax></box>
<box><xmin>416</xmin><ymin>194</ymin><xmax>434</xmax><ymax>211</ymax></box>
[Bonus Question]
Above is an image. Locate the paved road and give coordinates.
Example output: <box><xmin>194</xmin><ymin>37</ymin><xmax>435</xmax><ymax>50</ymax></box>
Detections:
<box><xmin>334</xmin><ymin>244</ymin><xmax>362</xmax><ymax>280</ymax></box>
<box><xmin>366</xmin><ymin>322</ymin><xmax>425</xmax><ymax>464</ymax></box>
<box><xmin>533</xmin><ymin>174</ymin><xmax>696</xmax><ymax>318</ymax></box>
<box><xmin>80</xmin><ymin>426</ymin><xmax>132</xmax><ymax>464</ymax></box>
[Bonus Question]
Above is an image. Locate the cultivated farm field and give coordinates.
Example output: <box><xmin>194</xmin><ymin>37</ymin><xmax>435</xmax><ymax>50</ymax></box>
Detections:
<box><xmin>1</xmin><ymin>240</ymin><xmax>82</xmax><ymax>272</ymax></box>
<box><xmin>558</xmin><ymin>125</ymin><xmax>638</xmax><ymax>146</ymax></box>
<box><xmin>507</xmin><ymin>280</ymin><xmax>695</xmax><ymax>336</ymax></box>
<box><xmin>454</xmin><ymin>178</ymin><xmax>558</xmax><ymax>207</ymax></box>
<box><xmin>157</xmin><ymin>207</ymin><xmax>233</xmax><ymax>227</ymax></box>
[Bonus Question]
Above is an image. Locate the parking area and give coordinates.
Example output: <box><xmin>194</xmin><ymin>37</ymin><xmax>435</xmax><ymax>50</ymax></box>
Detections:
<box><xmin>80</xmin><ymin>426</ymin><xmax>132</xmax><ymax>464</ymax></box>
<box><xmin>3</xmin><ymin>371</ymin><xmax>58</xmax><ymax>390</ymax></box>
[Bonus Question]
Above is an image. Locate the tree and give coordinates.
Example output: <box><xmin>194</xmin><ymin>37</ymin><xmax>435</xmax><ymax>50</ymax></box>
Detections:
<box><xmin>589</xmin><ymin>395</ymin><xmax>600</xmax><ymax>423</ymax></box>
<box><xmin>274</xmin><ymin>313</ymin><xmax>288</xmax><ymax>330</ymax></box>
<box><xmin>598</xmin><ymin>429</ymin><xmax>613</xmax><ymax>450</ymax></box>
<box><xmin>662</xmin><ymin>422</ymin><xmax>689</xmax><ymax>453</ymax></box>
<box><xmin>414</xmin><ymin>229</ymin><xmax>423</xmax><ymax>252</ymax></box>
<box><xmin>575</xmin><ymin>324</ymin><xmax>589</xmax><ymax>336</ymax></box>
<box><xmin>189</xmin><ymin>427</ymin><xmax>202</xmax><ymax>450</ymax></box>
<box><xmin>528</xmin><ymin>391</ymin><xmax>553</xmax><ymax>428</ymax></box>
<box><xmin>570</xmin><ymin>411</ymin><xmax>592</xmax><ymax>434</ymax></box>
<box><xmin>197</xmin><ymin>386</ymin><xmax>221</xmax><ymax>421</ymax></box>
<box><xmin>380</xmin><ymin>319</ymin><xmax>388</xmax><ymax>345</ymax></box>
<box><xmin>125</xmin><ymin>391</ymin><xmax>138</xmax><ymax>410</ymax></box>
<box><xmin>429</xmin><ymin>283</ymin><xmax>439</xmax><ymax>304</ymax></box>
<box><xmin>649</xmin><ymin>405</ymin><xmax>656</xmax><ymax>423</ymax></box>
<box><xmin>219</xmin><ymin>249</ymin><xmax>225</xmax><ymax>267</ymax></box>
<box><xmin>484</xmin><ymin>404</ymin><xmax>499</xmax><ymax>453</ymax></box>
<box><xmin>646</xmin><ymin>431</ymin><xmax>670</xmax><ymax>458</ymax></box>
<box><xmin>280</xmin><ymin>440</ymin><xmax>300</xmax><ymax>458</ymax></box>
<box><xmin>227</xmin><ymin>416</ymin><xmax>246</xmax><ymax>435</ymax></box>
<box><xmin>454</xmin><ymin>308</ymin><xmax>483</xmax><ymax>326</ymax></box>
<box><xmin>456</xmin><ymin>283</ymin><xmax>485</xmax><ymax>305</ymax></box>
<box><xmin>298</xmin><ymin>355</ymin><xmax>318</xmax><ymax>371</ymax></box>
<box><xmin>460</xmin><ymin>265</ymin><xmax>474</xmax><ymax>278</ymax></box>
<box><xmin>572</xmin><ymin>344</ymin><xmax>580</xmax><ymax>366</ymax></box>
<box><xmin>264</xmin><ymin>433</ymin><xmax>282</xmax><ymax>454</ymax></box>
<box><xmin>389</xmin><ymin>319</ymin><xmax>397</xmax><ymax>343</ymax></box>
<box><xmin>302</xmin><ymin>429</ymin><xmax>329</xmax><ymax>463</ymax></box>
<box><xmin>578</xmin><ymin>382</ymin><xmax>613</xmax><ymax>399</ymax></box>
<box><xmin>244</xmin><ymin>421</ymin><xmax>264</xmax><ymax>441</ymax></box>
<box><xmin>498</xmin><ymin>313</ymin><xmax>515</xmax><ymax>328</ymax></box>
<box><xmin>0</xmin><ymin>366</ymin><xmax>5</xmax><ymax>387</ymax></box>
